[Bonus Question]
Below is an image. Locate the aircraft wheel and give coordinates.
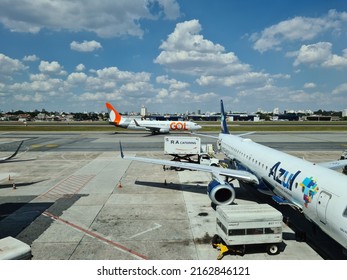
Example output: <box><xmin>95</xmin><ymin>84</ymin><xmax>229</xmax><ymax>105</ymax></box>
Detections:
<box><xmin>266</xmin><ymin>244</ymin><xmax>279</xmax><ymax>255</ymax></box>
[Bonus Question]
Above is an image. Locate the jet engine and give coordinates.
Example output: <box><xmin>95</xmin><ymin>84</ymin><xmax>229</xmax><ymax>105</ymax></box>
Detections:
<box><xmin>158</xmin><ymin>128</ymin><xmax>170</xmax><ymax>133</ymax></box>
<box><xmin>207</xmin><ymin>179</ymin><xmax>236</xmax><ymax>205</ymax></box>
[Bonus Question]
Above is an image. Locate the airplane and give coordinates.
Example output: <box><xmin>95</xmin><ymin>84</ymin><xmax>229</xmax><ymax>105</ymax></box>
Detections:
<box><xmin>119</xmin><ymin>100</ymin><xmax>347</xmax><ymax>252</ymax></box>
<box><xmin>106</xmin><ymin>102</ymin><xmax>202</xmax><ymax>134</ymax></box>
<box><xmin>0</xmin><ymin>141</ymin><xmax>23</xmax><ymax>163</ymax></box>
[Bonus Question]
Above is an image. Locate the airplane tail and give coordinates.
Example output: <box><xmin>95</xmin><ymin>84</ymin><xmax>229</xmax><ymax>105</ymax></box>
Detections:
<box><xmin>220</xmin><ymin>100</ymin><xmax>230</xmax><ymax>134</ymax></box>
<box><xmin>105</xmin><ymin>102</ymin><xmax>122</xmax><ymax>126</ymax></box>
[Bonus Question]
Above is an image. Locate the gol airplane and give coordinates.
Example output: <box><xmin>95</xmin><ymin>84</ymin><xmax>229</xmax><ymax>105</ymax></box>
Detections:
<box><xmin>106</xmin><ymin>102</ymin><xmax>201</xmax><ymax>134</ymax></box>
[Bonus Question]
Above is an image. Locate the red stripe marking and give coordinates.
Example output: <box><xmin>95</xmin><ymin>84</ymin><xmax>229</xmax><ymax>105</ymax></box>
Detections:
<box><xmin>42</xmin><ymin>211</ymin><xmax>149</xmax><ymax>260</ymax></box>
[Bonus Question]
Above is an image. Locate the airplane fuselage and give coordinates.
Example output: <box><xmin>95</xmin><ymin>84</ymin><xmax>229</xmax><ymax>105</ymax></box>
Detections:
<box><xmin>219</xmin><ymin>133</ymin><xmax>347</xmax><ymax>250</ymax></box>
<box><xmin>118</xmin><ymin>118</ymin><xmax>201</xmax><ymax>133</ymax></box>
<box><xmin>106</xmin><ymin>102</ymin><xmax>201</xmax><ymax>134</ymax></box>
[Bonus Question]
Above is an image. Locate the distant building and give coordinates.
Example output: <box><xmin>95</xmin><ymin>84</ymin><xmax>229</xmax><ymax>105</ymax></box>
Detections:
<box><xmin>343</xmin><ymin>109</ymin><xmax>347</xmax><ymax>118</ymax></box>
<box><xmin>187</xmin><ymin>113</ymin><xmax>259</xmax><ymax>122</ymax></box>
<box><xmin>141</xmin><ymin>106</ymin><xmax>147</xmax><ymax>117</ymax></box>
<box><xmin>304</xmin><ymin>115</ymin><xmax>340</xmax><ymax>121</ymax></box>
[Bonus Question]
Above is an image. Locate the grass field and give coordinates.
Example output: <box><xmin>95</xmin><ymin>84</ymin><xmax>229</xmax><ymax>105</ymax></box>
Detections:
<box><xmin>1</xmin><ymin>121</ymin><xmax>347</xmax><ymax>132</ymax></box>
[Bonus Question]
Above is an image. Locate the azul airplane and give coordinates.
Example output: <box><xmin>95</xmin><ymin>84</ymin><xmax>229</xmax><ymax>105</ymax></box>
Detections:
<box><xmin>120</xmin><ymin>100</ymin><xmax>347</xmax><ymax>252</ymax></box>
<box><xmin>106</xmin><ymin>102</ymin><xmax>201</xmax><ymax>134</ymax></box>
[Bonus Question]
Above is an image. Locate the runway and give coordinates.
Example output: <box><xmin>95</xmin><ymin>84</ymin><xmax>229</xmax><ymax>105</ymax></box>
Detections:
<box><xmin>1</xmin><ymin>131</ymin><xmax>347</xmax><ymax>152</ymax></box>
<box><xmin>0</xmin><ymin>131</ymin><xmax>346</xmax><ymax>260</ymax></box>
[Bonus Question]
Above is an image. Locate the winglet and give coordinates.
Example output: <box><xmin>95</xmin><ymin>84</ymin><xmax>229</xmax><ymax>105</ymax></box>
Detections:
<box><xmin>220</xmin><ymin>100</ymin><xmax>230</xmax><ymax>134</ymax></box>
<box><xmin>119</xmin><ymin>141</ymin><xmax>124</xmax><ymax>158</ymax></box>
<box><xmin>106</xmin><ymin>102</ymin><xmax>122</xmax><ymax>125</ymax></box>
<box><xmin>133</xmin><ymin>119</ymin><xmax>141</xmax><ymax>127</ymax></box>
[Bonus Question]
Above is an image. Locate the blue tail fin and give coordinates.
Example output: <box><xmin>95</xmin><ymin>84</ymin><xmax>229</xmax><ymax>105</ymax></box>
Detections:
<box><xmin>220</xmin><ymin>100</ymin><xmax>229</xmax><ymax>134</ymax></box>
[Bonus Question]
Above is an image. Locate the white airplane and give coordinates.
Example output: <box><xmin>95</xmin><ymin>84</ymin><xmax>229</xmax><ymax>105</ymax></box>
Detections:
<box><xmin>0</xmin><ymin>141</ymin><xmax>23</xmax><ymax>163</ymax></box>
<box><xmin>106</xmin><ymin>102</ymin><xmax>201</xmax><ymax>134</ymax></box>
<box><xmin>120</xmin><ymin>100</ymin><xmax>347</xmax><ymax>252</ymax></box>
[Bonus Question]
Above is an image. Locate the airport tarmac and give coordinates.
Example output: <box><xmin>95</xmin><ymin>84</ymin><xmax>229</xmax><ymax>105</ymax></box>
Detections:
<box><xmin>0</xmin><ymin>131</ymin><xmax>346</xmax><ymax>260</ymax></box>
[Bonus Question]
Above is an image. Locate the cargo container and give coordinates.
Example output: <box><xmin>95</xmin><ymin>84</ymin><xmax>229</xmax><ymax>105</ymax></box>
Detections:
<box><xmin>212</xmin><ymin>204</ymin><xmax>283</xmax><ymax>255</ymax></box>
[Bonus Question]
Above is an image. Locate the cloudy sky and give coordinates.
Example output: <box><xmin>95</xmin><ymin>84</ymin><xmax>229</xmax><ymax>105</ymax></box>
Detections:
<box><xmin>1</xmin><ymin>0</ymin><xmax>347</xmax><ymax>113</ymax></box>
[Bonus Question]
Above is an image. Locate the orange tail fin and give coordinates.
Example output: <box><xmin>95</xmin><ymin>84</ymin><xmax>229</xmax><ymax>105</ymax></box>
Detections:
<box><xmin>105</xmin><ymin>102</ymin><xmax>122</xmax><ymax>125</ymax></box>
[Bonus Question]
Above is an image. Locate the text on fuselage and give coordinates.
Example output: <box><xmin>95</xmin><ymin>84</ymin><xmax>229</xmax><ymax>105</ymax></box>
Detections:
<box><xmin>268</xmin><ymin>161</ymin><xmax>301</xmax><ymax>191</ymax></box>
<box><xmin>170</xmin><ymin>122</ymin><xmax>188</xmax><ymax>130</ymax></box>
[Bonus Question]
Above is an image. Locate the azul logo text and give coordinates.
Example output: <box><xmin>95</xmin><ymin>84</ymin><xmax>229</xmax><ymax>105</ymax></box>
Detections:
<box><xmin>268</xmin><ymin>161</ymin><xmax>301</xmax><ymax>191</ymax></box>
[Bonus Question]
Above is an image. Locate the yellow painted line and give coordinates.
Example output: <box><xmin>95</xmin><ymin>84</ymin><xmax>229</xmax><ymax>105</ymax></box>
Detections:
<box><xmin>30</xmin><ymin>144</ymin><xmax>42</xmax><ymax>148</ymax></box>
<box><xmin>46</xmin><ymin>144</ymin><xmax>58</xmax><ymax>148</ymax></box>
<box><xmin>30</xmin><ymin>144</ymin><xmax>58</xmax><ymax>148</ymax></box>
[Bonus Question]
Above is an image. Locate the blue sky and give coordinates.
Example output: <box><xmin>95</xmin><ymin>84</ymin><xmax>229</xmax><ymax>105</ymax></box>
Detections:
<box><xmin>1</xmin><ymin>0</ymin><xmax>347</xmax><ymax>114</ymax></box>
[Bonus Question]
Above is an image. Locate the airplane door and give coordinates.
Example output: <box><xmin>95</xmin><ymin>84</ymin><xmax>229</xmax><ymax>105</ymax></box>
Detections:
<box><xmin>316</xmin><ymin>191</ymin><xmax>331</xmax><ymax>224</ymax></box>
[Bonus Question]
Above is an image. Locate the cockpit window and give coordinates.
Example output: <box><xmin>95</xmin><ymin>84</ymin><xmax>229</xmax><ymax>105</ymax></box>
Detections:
<box><xmin>343</xmin><ymin>207</ymin><xmax>347</xmax><ymax>218</ymax></box>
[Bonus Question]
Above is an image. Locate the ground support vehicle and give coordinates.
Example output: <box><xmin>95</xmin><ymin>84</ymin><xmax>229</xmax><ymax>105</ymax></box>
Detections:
<box><xmin>164</xmin><ymin>136</ymin><xmax>219</xmax><ymax>169</ymax></box>
<box><xmin>212</xmin><ymin>204</ymin><xmax>283</xmax><ymax>257</ymax></box>
<box><xmin>0</xmin><ymin>236</ymin><xmax>32</xmax><ymax>260</ymax></box>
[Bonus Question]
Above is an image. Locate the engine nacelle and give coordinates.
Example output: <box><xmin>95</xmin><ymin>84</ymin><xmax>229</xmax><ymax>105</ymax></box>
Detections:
<box><xmin>207</xmin><ymin>180</ymin><xmax>236</xmax><ymax>205</ymax></box>
<box><xmin>159</xmin><ymin>128</ymin><xmax>170</xmax><ymax>133</ymax></box>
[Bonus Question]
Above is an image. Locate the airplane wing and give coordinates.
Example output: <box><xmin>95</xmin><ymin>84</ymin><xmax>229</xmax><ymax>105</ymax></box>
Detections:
<box><xmin>119</xmin><ymin>142</ymin><xmax>259</xmax><ymax>184</ymax></box>
<box><xmin>192</xmin><ymin>131</ymin><xmax>256</xmax><ymax>139</ymax></box>
<box><xmin>133</xmin><ymin>119</ymin><xmax>160</xmax><ymax>133</ymax></box>
<box><xmin>318</xmin><ymin>159</ymin><xmax>347</xmax><ymax>170</ymax></box>
<box><xmin>0</xmin><ymin>141</ymin><xmax>24</xmax><ymax>162</ymax></box>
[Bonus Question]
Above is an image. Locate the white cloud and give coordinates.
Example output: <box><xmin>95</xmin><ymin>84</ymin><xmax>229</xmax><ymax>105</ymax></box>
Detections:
<box><xmin>67</xmin><ymin>72</ymin><xmax>88</xmax><ymax>85</ymax></box>
<box><xmin>14</xmin><ymin>92</ymin><xmax>44</xmax><ymax>102</ymax></box>
<box><xmin>290</xmin><ymin>42</ymin><xmax>347</xmax><ymax>68</ymax></box>
<box><xmin>39</xmin><ymin>61</ymin><xmax>67</xmax><ymax>75</ymax></box>
<box><xmin>332</xmin><ymin>83</ymin><xmax>347</xmax><ymax>95</ymax></box>
<box><xmin>322</xmin><ymin>48</ymin><xmax>347</xmax><ymax>68</ymax></box>
<box><xmin>252</xmin><ymin>9</ymin><xmax>347</xmax><ymax>53</ymax></box>
<box><xmin>75</xmin><ymin>64</ymin><xmax>85</xmax><ymax>72</ymax></box>
<box><xmin>156</xmin><ymin>75</ymin><xmax>189</xmax><ymax>90</ymax></box>
<box><xmin>0</xmin><ymin>44</ymin><xmax>220</xmax><ymax>110</ymax></box>
<box><xmin>95</xmin><ymin>67</ymin><xmax>151</xmax><ymax>82</ymax></box>
<box><xmin>22</xmin><ymin>54</ymin><xmax>39</xmax><ymax>62</ymax></box>
<box><xmin>155</xmin><ymin>19</ymin><xmax>250</xmax><ymax>76</ymax></box>
<box><xmin>0</xmin><ymin>0</ymin><xmax>180</xmax><ymax>38</ymax></box>
<box><xmin>157</xmin><ymin>0</ymin><xmax>180</xmax><ymax>20</ymax></box>
<box><xmin>0</xmin><ymin>53</ymin><xmax>27</xmax><ymax>76</ymax></box>
<box><xmin>292</xmin><ymin>42</ymin><xmax>332</xmax><ymax>66</ymax></box>
<box><xmin>70</xmin><ymin>40</ymin><xmax>102</xmax><ymax>52</ymax></box>
<box><xmin>303</xmin><ymin>82</ymin><xmax>316</xmax><ymax>89</ymax></box>
<box><xmin>198</xmin><ymin>73</ymin><xmax>289</xmax><ymax>89</ymax></box>
<box><xmin>155</xmin><ymin>19</ymin><xmax>288</xmax><ymax>95</ymax></box>
<box><xmin>11</xmin><ymin>75</ymin><xmax>64</xmax><ymax>93</ymax></box>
